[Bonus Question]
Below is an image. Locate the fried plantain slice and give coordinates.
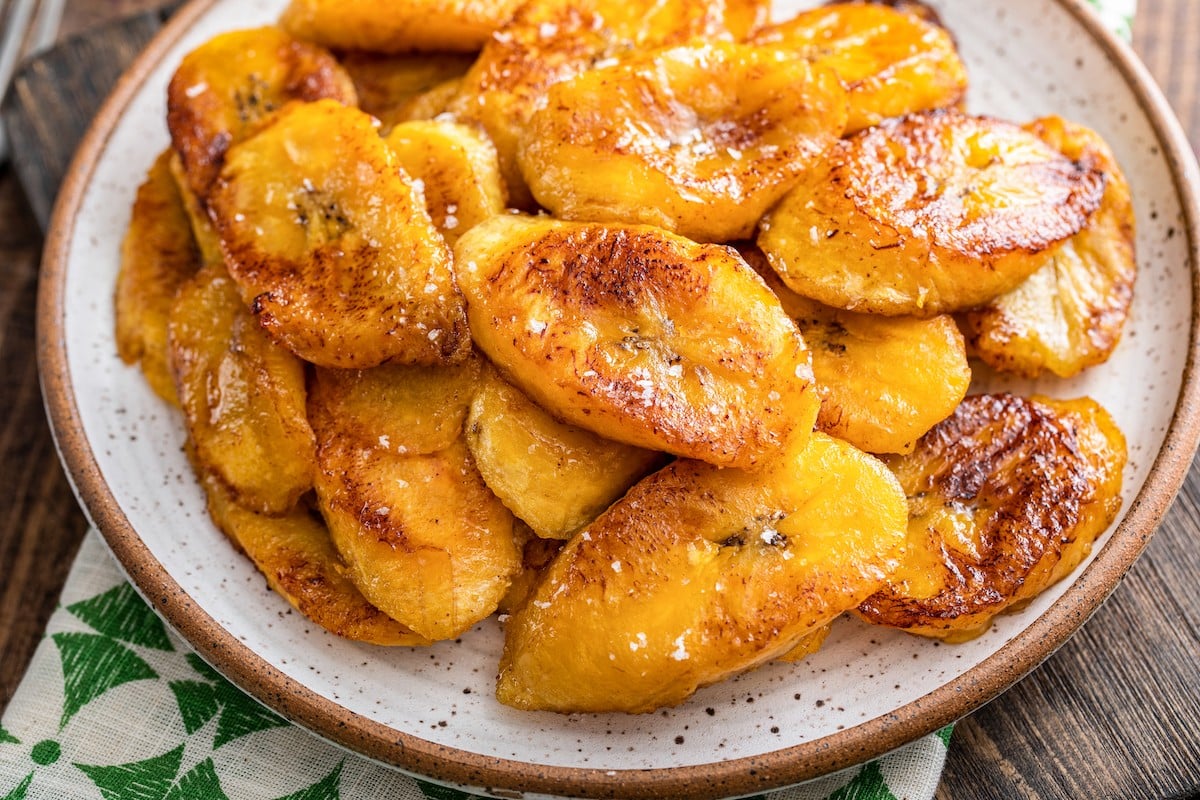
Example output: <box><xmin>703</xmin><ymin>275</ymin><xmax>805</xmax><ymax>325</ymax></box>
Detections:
<box><xmin>744</xmin><ymin>246</ymin><xmax>970</xmax><ymax>454</ymax></box>
<box><xmin>383</xmin><ymin>120</ymin><xmax>505</xmax><ymax>244</ymax></box>
<box><xmin>758</xmin><ymin>109</ymin><xmax>1107</xmax><ymax>317</ymax></box>
<box><xmin>197</xmin><ymin>464</ymin><xmax>427</xmax><ymax>646</ymax></box>
<box><xmin>455</xmin><ymin>215</ymin><xmax>820</xmax><ymax>469</ymax></box>
<box><xmin>518</xmin><ymin>42</ymin><xmax>846</xmax><ymax>243</ymax></box>
<box><xmin>280</xmin><ymin>0</ymin><xmax>526</xmax><ymax>53</ymax></box>
<box><xmin>166</xmin><ymin>26</ymin><xmax>356</xmax><ymax>201</ymax></box>
<box><xmin>776</xmin><ymin>622</ymin><xmax>832</xmax><ymax>663</ymax></box>
<box><xmin>751</xmin><ymin>1</ymin><xmax>967</xmax><ymax>134</ymax></box>
<box><xmin>209</xmin><ymin>99</ymin><xmax>470</xmax><ymax>369</ymax></box>
<box><xmin>496</xmin><ymin>432</ymin><xmax>908</xmax><ymax>713</ymax></box>
<box><xmin>497</xmin><ymin>526</ymin><xmax>565</xmax><ymax>615</ymax></box>
<box><xmin>168</xmin><ymin>262</ymin><xmax>316</xmax><ymax>515</ymax></box>
<box><xmin>309</xmin><ymin>362</ymin><xmax>521</xmax><ymax>641</ymax></box>
<box><xmin>466</xmin><ymin>364</ymin><xmax>666</xmax><ymax>539</ymax></box>
<box><xmin>858</xmin><ymin>393</ymin><xmax>1126</xmax><ymax>641</ymax></box>
<box><xmin>308</xmin><ymin>357</ymin><xmax>480</xmax><ymax>456</ymax></box>
<box><xmin>449</xmin><ymin>0</ymin><xmax>767</xmax><ymax>208</ymax></box>
<box><xmin>337</xmin><ymin>51</ymin><xmax>475</xmax><ymax>132</ymax></box>
<box><xmin>960</xmin><ymin>116</ymin><xmax>1136</xmax><ymax>378</ymax></box>
<box><xmin>397</xmin><ymin>77</ymin><xmax>464</xmax><ymax>122</ymax></box>
<box><xmin>167</xmin><ymin>153</ymin><xmax>224</xmax><ymax>269</ymax></box>
<box><xmin>116</xmin><ymin>151</ymin><xmax>201</xmax><ymax>407</ymax></box>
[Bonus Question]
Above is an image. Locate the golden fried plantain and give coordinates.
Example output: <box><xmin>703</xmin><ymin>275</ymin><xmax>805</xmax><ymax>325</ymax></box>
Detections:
<box><xmin>337</xmin><ymin>51</ymin><xmax>474</xmax><ymax>132</ymax></box>
<box><xmin>751</xmin><ymin>2</ymin><xmax>967</xmax><ymax>134</ymax></box>
<box><xmin>858</xmin><ymin>393</ymin><xmax>1126</xmax><ymax>641</ymax></box>
<box><xmin>455</xmin><ymin>215</ymin><xmax>820</xmax><ymax>468</ymax></box>
<box><xmin>166</xmin><ymin>26</ymin><xmax>356</xmax><ymax>200</ymax></box>
<box><xmin>397</xmin><ymin>77</ymin><xmax>464</xmax><ymax>122</ymax></box>
<box><xmin>776</xmin><ymin>622</ymin><xmax>832</xmax><ymax>663</ymax></box>
<box><xmin>167</xmin><ymin>153</ymin><xmax>224</xmax><ymax>269</ymax></box>
<box><xmin>518</xmin><ymin>42</ymin><xmax>846</xmax><ymax>243</ymax></box>
<box><xmin>168</xmin><ymin>263</ymin><xmax>316</xmax><ymax>515</ymax></box>
<box><xmin>383</xmin><ymin>120</ymin><xmax>505</xmax><ymax>244</ymax></box>
<box><xmin>198</xmin><ymin>464</ymin><xmax>426</xmax><ymax>646</ymax></box>
<box><xmin>209</xmin><ymin>99</ymin><xmax>470</xmax><ymax>369</ymax></box>
<box><xmin>309</xmin><ymin>363</ymin><xmax>521</xmax><ymax>641</ymax></box>
<box><xmin>496</xmin><ymin>432</ymin><xmax>908</xmax><ymax>713</ymax></box>
<box><xmin>743</xmin><ymin>246</ymin><xmax>970</xmax><ymax>454</ymax></box>
<box><xmin>449</xmin><ymin>0</ymin><xmax>767</xmax><ymax>208</ymax></box>
<box><xmin>758</xmin><ymin>109</ymin><xmax>1107</xmax><ymax>317</ymax></box>
<box><xmin>115</xmin><ymin>151</ymin><xmax>200</xmax><ymax>407</ymax></box>
<box><xmin>960</xmin><ymin>116</ymin><xmax>1136</xmax><ymax>378</ymax></box>
<box><xmin>280</xmin><ymin>0</ymin><xmax>526</xmax><ymax>53</ymax></box>
<box><xmin>497</xmin><ymin>527</ymin><xmax>565</xmax><ymax>615</ymax></box>
<box><xmin>466</xmin><ymin>365</ymin><xmax>665</xmax><ymax>539</ymax></box>
<box><xmin>307</xmin><ymin>357</ymin><xmax>480</xmax><ymax>456</ymax></box>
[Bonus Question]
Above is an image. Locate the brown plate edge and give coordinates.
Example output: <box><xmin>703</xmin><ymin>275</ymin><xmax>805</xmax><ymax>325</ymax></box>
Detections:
<box><xmin>34</xmin><ymin>0</ymin><xmax>1200</xmax><ymax>798</ymax></box>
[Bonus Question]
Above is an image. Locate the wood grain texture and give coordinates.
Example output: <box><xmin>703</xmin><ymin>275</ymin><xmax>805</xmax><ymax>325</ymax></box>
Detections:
<box><xmin>0</xmin><ymin>2</ymin><xmax>1196</xmax><ymax>798</ymax></box>
<box><xmin>0</xmin><ymin>174</ymin><xmax>88</xmax><ymax>709</ymax></box>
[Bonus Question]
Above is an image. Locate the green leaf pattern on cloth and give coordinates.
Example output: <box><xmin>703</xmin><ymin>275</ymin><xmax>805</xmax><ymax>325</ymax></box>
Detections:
<box><xmin>75</xmin><ymin>745</ymin><xmax>185</xmax><ymax>800</ymax></box>
<box><xmin>273</xmin><ymin>764</ymin><xmax>344</xmax><ymax>800</ymax></box>
<box><xmin>67</xmin><ymin>585</ymin><xmax>174</xmax><ymax>653</ymax></box>
<box><xmin>52</xmin><ymin>633</ymin><xmax>158</xmax><ymax>729</ymax></box>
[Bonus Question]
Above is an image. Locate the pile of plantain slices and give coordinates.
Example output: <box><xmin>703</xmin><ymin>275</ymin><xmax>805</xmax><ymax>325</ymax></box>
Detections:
<box><xmin>115</xmin><ymin>0</ymin><xmax>1132</xmax><ymax>714</ymax></box>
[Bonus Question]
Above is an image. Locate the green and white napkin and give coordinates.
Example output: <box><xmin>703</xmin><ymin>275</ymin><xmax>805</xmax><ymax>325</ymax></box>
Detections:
<box><xmin>0</xmin><ymin>2</ymin><xmax>1135</xmax><ymax>798</ymax></box>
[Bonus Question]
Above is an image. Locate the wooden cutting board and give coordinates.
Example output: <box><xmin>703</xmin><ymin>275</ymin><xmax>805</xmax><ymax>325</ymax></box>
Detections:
<box><xmin>1</xmin><ymin>5</ymin><xmax>1197</xmax><ymax>800</ymax></box>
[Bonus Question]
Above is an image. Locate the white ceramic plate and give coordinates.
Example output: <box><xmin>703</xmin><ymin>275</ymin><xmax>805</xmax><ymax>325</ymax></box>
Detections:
<box><xmin>39</xmin><ymin>0</ymin><xmax>1200</xmax><ymax>797</ymax></box>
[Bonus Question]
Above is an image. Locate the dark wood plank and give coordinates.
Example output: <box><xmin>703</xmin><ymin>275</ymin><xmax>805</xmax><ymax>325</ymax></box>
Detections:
<box><xmin>0</xmin><ymin>174</ymin><xmax>90</xmax><ymax>709</ymax></box>
<box><xmin>0</xmin><ymin>5</ymin><xmax>177</xmax><ymax>229</ymax></box>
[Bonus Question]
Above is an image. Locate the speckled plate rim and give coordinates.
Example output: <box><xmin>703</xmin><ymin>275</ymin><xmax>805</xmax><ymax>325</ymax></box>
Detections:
<box><xmin>36</xmin><ymin>1</ymin><xmax>1200</xmax><ymax>797</ymax></box>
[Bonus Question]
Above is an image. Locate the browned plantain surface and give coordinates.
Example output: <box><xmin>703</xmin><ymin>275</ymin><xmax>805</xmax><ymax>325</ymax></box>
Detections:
<box><xmin>859</xmin><ymin>393</ymin><xmax>1126</xmax><ymax>641</ymax></box>
<box><xmin>465</xmin><ymin>365</ymin><xmax>665</xmax><ymax>539</ymax></box>
<box><xmin>383</xmin><ymin>120</ymin><xmax>505</xmax><ymax>244</ymax></box>
<box><xmin>198</xmin><ymin>465</ymin><xmax>427</xmax><ymax>646</ymax></box>
<box><xmin>166</xmin><ymin>26</ymin><xmax>356</xmax><ymax>201</ymax></box>
<box><xmin>337</xmin><ymin>51</ymin><xmax>475</xmax><ymax>132</ymax></box>
<box><xmin>168</xmin><ymin>262</ymin><xmax>316</xmax><ymax>515</ymax></box>
<box><xmin>280</xmin><ymin>0</ymin><xmax>526</xmax><ymax>53</ymax></box>
<box><xmin>308</xmin><ymin>358</ymin><xmax>480</xmax><ymax>456</ymax></box>
<box><xmin>455</xmin><ymin>215</ymin><xmax>820</xmax><ymax>469</ymax></box>
<box><xmin>960</xmin><ymin>116</ymin><xmax>1137</xmax><ymax>378</ymax></box>
<box><xmin>751</xmin><ymin>1</ymin><xmax>967</xmax><ymax>134</ymax></box>
<box><xmin>309</xmin><ymin>362</ymin><xmax>520</xmax><ymax>641</ymax></box>
<box><xmin>115</xmin><ymin>150</ymin><xmax>200</xmax><ymax>406</ymax></box>
<box><xmin>209</xmin><ymin>99</ymin><xmax>470</xmax><ymax>369</ymax></box>
<box><xmin>759</xmin><ymin>109</ymin><xmax>1107</xmax><ymax>316</ymax></box>
<box><xmin>518</xmin><ymin>42</ymin><xmax>846</xmax><ymax>242</ymax></box>
<box><xmin>744</xmin><ymin>246</ymin><xmax>970</xmax><ymax>454</ymax></box>
<box><xmin>449</xmin><ymin>0</ymin><xmax>767</xmax><ymax>208</ymax></box>
<box><xmin>496</xmin><ymin>433</ymin><xmax>907</xmax><ymax>713</ymax></box>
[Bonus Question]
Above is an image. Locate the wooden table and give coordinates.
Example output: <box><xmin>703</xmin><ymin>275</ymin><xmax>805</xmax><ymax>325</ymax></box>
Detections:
<box><xmin>1</xmin><ymin>2</ymin><xmax>1197</xmax><ymax>798</ymax></box>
